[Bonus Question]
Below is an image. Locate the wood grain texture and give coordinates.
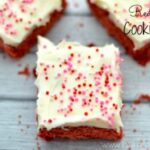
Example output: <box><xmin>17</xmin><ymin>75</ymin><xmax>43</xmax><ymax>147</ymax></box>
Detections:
<box><xmin>47</xmin><ymin>16</ymin><xmax>124</xmax><ymax>50</ymax></box>
<box><xmin>0</xmin><ymin>101</ymin><xmax>150</xmax><ymax>150</ymax></box>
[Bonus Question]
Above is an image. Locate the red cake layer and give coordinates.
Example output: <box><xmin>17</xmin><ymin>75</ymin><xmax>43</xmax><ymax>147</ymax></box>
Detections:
<box><xmin>87</xmin><ymin>0</ymin><xmax>150</xmax><ymax>66</ymax></box>
<box><xmin>39</xmin><ymin>127</ymin><xmax>123</xmax><ymax>141</ymax></box>
<box><xmin>0</xmin><ymin>0</ymin><xmax>67</xmax><ymax>59</ymax></box>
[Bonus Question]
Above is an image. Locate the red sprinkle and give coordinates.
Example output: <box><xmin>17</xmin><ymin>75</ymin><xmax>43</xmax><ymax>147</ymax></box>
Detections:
<box><xmin>89</xmin><ymin>92</ymin><xmax>93</xmax><ymax>97</ymax></box>
<box><xmin>62</xmin><ymin>84</ymin><xmax>66</xmax><ymax>89</ymax></box>
<box><xmin>78</xmin><ymin>84</ymin><xmax>81</xmax><ymax>88</ymax></box>
<box><xmin>45</xmin><ymin>76</ymin><xmax>49</xmax><ymax>80</ymax></box>
<box><xmin>45</xmin><ymin>91</ymin><xmax>50</xmax><ymax>96</ymax></box>
<box><xmin>70</xmin><ymin>53</ymin><xmax>74</xmax><ymax>57</ymax></box>
<box><xmin>84</xmin><ymin>112</ymin><xmax>88</xmax><ymax>116</ymax></box>
<box><xmin>48</xmin><ymin>119</ymin><xmax>52</xmax><ymax>123</ymax></box>
<box><xmin>112</xmin><ymin>103</ymin><xmax>118</xmax><ymax>110</ymax></box>
<box><xmin>68</xmin><ymin>46</ymin><xmax>72</xmax><ymax>50</ymax></box>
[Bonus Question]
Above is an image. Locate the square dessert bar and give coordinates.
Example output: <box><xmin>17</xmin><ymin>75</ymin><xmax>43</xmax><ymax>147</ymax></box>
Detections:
<box><xmin>35</xmin><ymin>37</ymin><xmax>123</xmax><ymax>140</ymax></box>
<box><xmin>88</xmin><ymin>0</ymin><xmax>150</xmax><ymax>66</ymax></box>
<box><xmin>0</xmin><ymin>0</ymin><xmax>67</xmax><ymax>58</ymax></box>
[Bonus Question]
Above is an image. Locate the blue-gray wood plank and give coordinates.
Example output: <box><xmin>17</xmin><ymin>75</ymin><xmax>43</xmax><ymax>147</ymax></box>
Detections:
<box><xmin>0</xmin><ymin>101</ymin><xmax>150</xmax><ymax>150</ymax></box>
<box><xmin>0</xmin><ymin>1</ymin><xmax>150</xmax><ymax>150</ymax></box>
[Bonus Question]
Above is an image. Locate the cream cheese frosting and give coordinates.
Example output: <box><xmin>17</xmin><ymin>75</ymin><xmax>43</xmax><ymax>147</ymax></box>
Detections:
<box><xmin>90</xmin><ymin>0</ymin><xmax>150</xmax><ymax>50</ymax></box>
<box><xmin>0</xmin><ymin>0</ymin><xmax>62</xmax><ymax>46</ymax></box>
<box><xmin>36</xmin><ymin>37</ymin><xmax>123</xmax><ymax>132</ymax></box>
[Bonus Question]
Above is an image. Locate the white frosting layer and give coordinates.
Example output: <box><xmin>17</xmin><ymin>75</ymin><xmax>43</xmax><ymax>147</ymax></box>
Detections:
<box><xmin>36</xmin><ymin>37</ymin><xmax>123</xmax><ymax>132</ymax></box>
<box><xmin>0</xmin><ymin>0</ymin><xmax>62</xmax><ymax>46</ymax></box>
<box><xmin>91</xmin><ymin>0</ymin><xmax>150</xmax><ymax>50</ymax></box>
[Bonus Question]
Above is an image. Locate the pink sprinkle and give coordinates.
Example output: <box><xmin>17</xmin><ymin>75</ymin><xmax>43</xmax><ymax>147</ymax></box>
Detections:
<box><xmin>38</xmin><ymin>18</ymin><xmax>42</xmax><ymax>22</ymax></box>
<box><xmin>63</xmin><ymin>69</ymin><xmax>67</xmax><ymax>73</ymax></box>
<box><xmin>0</xmin><ymin>11</ymin><xmax>3</xmax><ymax>17</ymax></box>
<box><xmin>96</xmin><ymin>89</ymin><xmax>99</xmax><ymax>93</ymax></box>
<box><xmin>96</xmin><ymin>117</ymin><xmax>100</xmax><ymax>121</ymax></box>
<box><xmin>104</xmin><ymin>92</ymin><xmax>108</xmax><ymax>97</ymax></box>
<box><xmin>95</xmin><ymin>97</ymin><xmax>99</xmax><ymax>103</ymax></box>
<box><xmin>60</xmin><ymin>100</ymin><xmax>64</xmax><ymax>104</ymax></box>
<box><xmin>57</xmin><ymin>73</ymin><xmax>61</xmax><ymax>77</ymax></box>
<box><xmin>83</xmin><ymin>76</ymin><xmax>86</xmax><ymax>79</ymax></box>
<box><xmin>59</xmin><ymin>92</ymin><xmax>63</xmax><ymax>96</ymax></box>
<box><xmin>100</xmin><ymin>54</ymin><xmax>104</xmax><ymax>58</ymax></box>
<box><xmin>75</xmin><ymin>98</ymin><xmax>79</xmax><ymax>102</ymax></box>
<box><xmin>109</xmin><ymin>97</ymin><xmax>113</xmax><ymax>100</ymax></box>
<box><xmin>25</xmin><ymin>27</ymin><xmax>30</xmax><ymax>31</ymax></box>
<box><xmin>112</xmin><ymin>113</ymin><xmax>115</xmax><ymax>117</ymax></box>
<box><xmin>57</xmin><ymin>108</ymin><xmax>63</xmax><ymax>113</ymax></box>
<box><xmin>79</xmin><ymin>73</ymin><xmax>83</xmax><ymax>77</ymax></box>
<box><xmin>114</xmin><ymin>3</ymin><xmax>118</xmax><ymax>7</ymax></box>
<box><xmin>46</xmin><ymin>64</ymin><xmax>50</xmax><ymax>68</ymax></box>
<box><xmin>22</xmin><ymin>0</ymin><xmax>34</xmax><ymax>4</ymax></box>
<box><xmin>10</xmin><ymin>30</ymin><xmax>17</xmax><ymax>35</ymax></box>
<box><xmin>95</xmin><ymin>81</ymin><xmax>100</xmax><ymax>86</ymax></box>
<box><xmin>43</xmin><ymin>120</ymin><xmax>46</xmax><ymax>123</ymax></box>
<box><xmin>105</xmin><ymin>100</ymin><xmax>109</xmax><ymax>104</ymax></box>
<box><xmin>68</xmin><ymin>63</ymin><xmax>72</xmax><ymax>68</ymax></box>
<box><xmin>82</xmin><ymin>91</ymin><xmax>86</xmax><ymax>95</ymax></box>
<box><xmin>77</xmin><ymin>60</ymin><xmax>81</xmax><ymax>64</ymax></box>
<box><xmin>68</xmin><ymin>57</ymin><xmax>72</xmax><ymax>61</ymax></box>
<box><xmin>90</xmin><ymin>108</ymin><xmax>93</xmax><ymax>112</ymax></box>
<box><xmin>67</xmin><ymin>89</ymin><xmax>71</xmax><ymax>92</ymax></box>
<box><xmin>100</xmin><ymin>101</ymin><xmax>104</xmax><ymax>106</ymax></box>
<box><xmin>123</xmin><ymin>9</ymin><xmax>127</xmax><ymax>13</ymax></box>
<box><xmin>78</xmin><ymin>54</ymin><xmax>81</xmax><ymax>57</ymax></box>
<box><xmin>108</xmin><ymin>116</ymin><xmax>113</xmax><ymax>122</ymax></box>
<box><xmin>69</xmin><ymin>96</ymin><xmax>74</xmax><ymax>101</ymax></box>
<box><xmin>6</xmin><ymin>23</ymin><xmax>13</xmax><ymax>28</ymax></box>
<box><xmin>107</xmin><ymin>86</ymin><xmax>112</xmax><ymax>91</ymax></box>
<box><xmin>145</xmin><ymin>1</ymin><xmax>150</xmax><ymax>8</ymax></box>
<box><xmin>43</xmin><ymin>45</ymin><xmax>47</xmax><ymax>49</ymax></box>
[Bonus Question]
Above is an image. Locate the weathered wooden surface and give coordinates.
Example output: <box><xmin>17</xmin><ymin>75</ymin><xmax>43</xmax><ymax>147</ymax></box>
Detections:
<box><xmin>0</xmin><ymin>101</ymin><xmax>150</xmax><ymax>150</ymax></box>
<box><xmin>0</xmin><ymin>0</ymin><xmax>150</xmax><ymax>150</ymax></box>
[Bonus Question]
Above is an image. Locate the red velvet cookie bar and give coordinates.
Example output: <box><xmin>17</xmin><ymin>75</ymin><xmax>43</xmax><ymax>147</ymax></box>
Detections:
<box><xmin>35</xmin><ymin>37</ymin><xmax>123</xmax><ymax>141</ymax></box>
<box><xmin>0</xmin><ymin>0</ymin><xmax>67</xmax><ymax>58</ymax></box>
<box><xmin>88</xmin><ymin>0</ymin><xmax>150</xmax><ymax>66</ymax></box>
<box><xmin>39</xmin><ymin>127</ymin><xmax>123</xmax><ymax>141</ymax></box>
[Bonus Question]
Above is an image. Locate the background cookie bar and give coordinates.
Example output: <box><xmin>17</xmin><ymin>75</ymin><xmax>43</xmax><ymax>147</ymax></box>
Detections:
<box><xmin>0</xmin><ymin>0</ymin><xmax>67</xmax><ymax>58</ymax></box>
<box><xmin>88</xmin><ymin>0</ymin><xmax>150</xmax><ymax>66</ymax></box>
